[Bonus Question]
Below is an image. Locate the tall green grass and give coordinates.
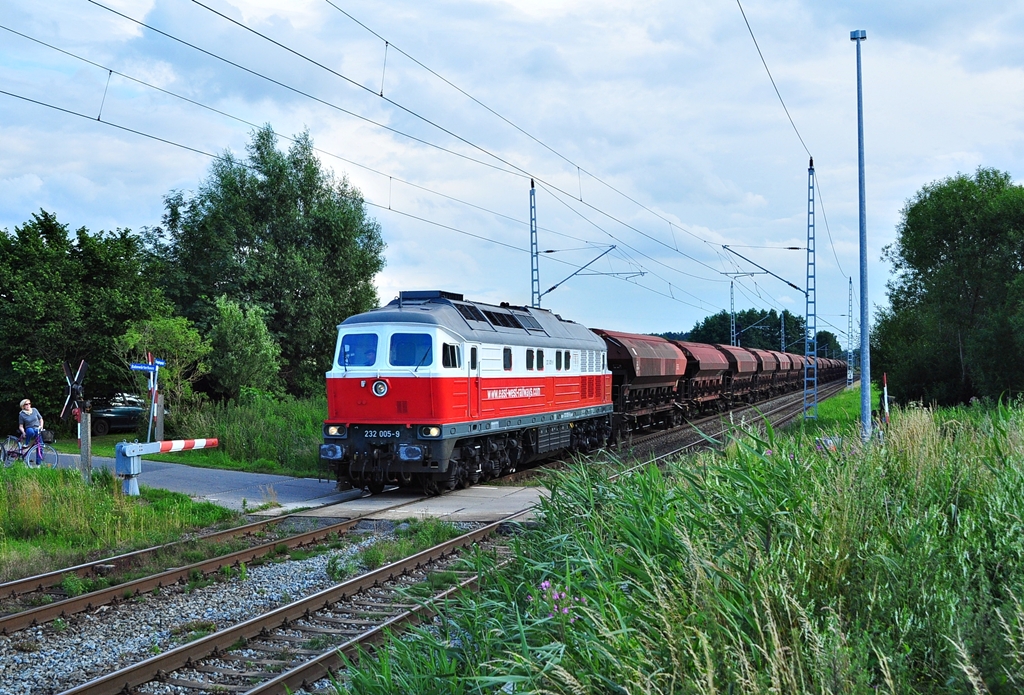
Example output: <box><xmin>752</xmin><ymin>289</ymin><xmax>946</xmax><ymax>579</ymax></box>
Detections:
<box><xmin>0</xmin><ymin>466</ymin><xmax>235</xmax><ymax>582</ymax></box>
<box><xmin>338</xmin><ymin>396</ymin><xmax>1024</xmax><ymax>694</ymax></box>
<box><xmin>168</xmin><ymin>393</ymin><xmax>327</xmax><ymax>476</ymax></box>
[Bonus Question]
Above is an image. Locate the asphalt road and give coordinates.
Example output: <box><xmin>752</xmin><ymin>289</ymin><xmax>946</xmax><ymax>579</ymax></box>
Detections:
<box><xmin>59</xmin><ymin>453</ymin><xmax>361</xmax><ymax>512</ymax></box>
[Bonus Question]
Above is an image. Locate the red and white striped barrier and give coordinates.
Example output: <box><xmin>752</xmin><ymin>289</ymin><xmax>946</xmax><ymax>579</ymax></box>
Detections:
<box><xmin>157</xmin><ymin>438</ymin><xmax>218</xmax><ymax>453</ymax></box>
<box><xmin>121</xmin><ymin>438</ymin><xmax>219</xmax><ymax>459</ymax></box>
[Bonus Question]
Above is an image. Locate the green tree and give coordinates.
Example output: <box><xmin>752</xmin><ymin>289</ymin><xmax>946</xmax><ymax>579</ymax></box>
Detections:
<box><xmin>207</xmin><ymin>295</ymin><xmax>282</xmax><ymax>400</ymax></box>
<box><xmin>683</xmin><ymin>308</ymin><xmax>804</xmax><ymax>351</ymax></box>
<box><xmin>815</xmin><ymin>330</ymin><xmax>843</xmax><ymax>358</ymax></box>
<box><xmin>151</xmin><ymin>126</ymin><xmax>386</xmax><ymax>396</ymax></box>
<box><xmin>874</xmin><ymin>167</ymin><xmax>1024</xmax><ymax>404</ymax></box>
<box><xmin>0</xmin><ymin>211</ymin><xmax>168</xmax><ymax>426</ymax></box>
<box><xmin>117</xmin><ymin>316</ymin><xmax>212</xmax><ymax>420</ymax></box>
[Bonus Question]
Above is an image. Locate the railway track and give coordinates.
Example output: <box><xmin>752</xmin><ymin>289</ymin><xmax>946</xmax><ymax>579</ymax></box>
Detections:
<box><xmin>2</xmin><ymin>382</ymin><xmax>848</xmax><ymax>638</ymax></box>
<box><xmin>59</xmin><ymin>514</ymin><xmax>521</xmax><ymax>695</ymax></box>
<box><xmin>501</xmin><ymin>380</ymin><xmax>851</xmax><ymax>484</ymax></box>
<box><xmin>616</xmin><ymin>379</ymin><xmax>851</xmax><ymax>475</ymax></box>
<box><xmin>1</xmin><ymin>383</ymin><xmax>850</xmax><ymax>694</ymax></box>
<box><xmin>0</xmin><ymin>493</ymin><xmax>447</xmax><ymax>636</ymax></box>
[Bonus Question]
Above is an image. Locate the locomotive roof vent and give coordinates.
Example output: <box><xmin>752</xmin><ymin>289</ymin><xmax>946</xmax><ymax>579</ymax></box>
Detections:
<box><xmin>398</xmin><ymin>290</ymin><xmax>465</xmax><ymax>302</ymax></box>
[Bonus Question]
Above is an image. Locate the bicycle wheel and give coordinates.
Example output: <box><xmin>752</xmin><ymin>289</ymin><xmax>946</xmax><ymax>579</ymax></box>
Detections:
<box><xmin>38</xmin><ymin>445</ymin><xmax>61</xmax><ymax>469</ymax></box>
<box><xmin>1</xmin><ymin>437</ymin><xmax>20</xmax><ymax>466</ymax></box>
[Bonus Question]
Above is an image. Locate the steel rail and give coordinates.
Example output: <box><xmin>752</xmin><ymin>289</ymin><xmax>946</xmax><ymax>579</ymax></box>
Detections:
<box><xmin>0</xmin><ymin>515</ymin><xmax>294</xmax><ymax>599</ymax></box>
<box><xmin>610</xmin><ymin>379</ymin><xmax>849</xmax><ymax>481</ymax></box>
<box><xmin>238</xmin><ymin>384</ymin><xmax>849</xmax><ymax>694</ymax></box>
<box><xmin>0</xmin><ymin>492</ymin><xmax>434</xmax><ymax>634</ymax></box>
<box><xmin>243</xmin><ymin>553</ymin><xmax>514</xmax><ymax>695</ymax></box>
<box><xmin>60</xmin><ymin>511</ymin><xmax>529</xmax><ymax>695</ymax></box>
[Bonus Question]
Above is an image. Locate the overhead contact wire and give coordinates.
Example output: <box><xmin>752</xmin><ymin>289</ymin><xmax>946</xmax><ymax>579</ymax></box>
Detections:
<box><xmin>323</xmin><ymin>0</ymin><xmax>736</xmax><ymax>260</ymax></box>
<box><xmin>132</xmin><ymin>0</ymin><xmax>733</xmax><ymax>278</ymax></box>
<box><xmin>735</xmin><ymin>0</ymin><xmax>810</xmax><ymax>158</ymax></box>
<box><xmin>0</xmin><ymin>86</ymin><xmax>709</xmax><ymax>312</ymax></box>
<box><xmin>83</xmin><ymin>0</ymin><xmax>526</xmax><ymax>179</ymax></box>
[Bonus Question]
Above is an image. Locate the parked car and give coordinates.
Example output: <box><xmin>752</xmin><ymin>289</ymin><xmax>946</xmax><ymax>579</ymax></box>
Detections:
<box><xmin>89</xmin><ymin>394</ymin><xmax>146</xmax><ymax>436</ymax></box>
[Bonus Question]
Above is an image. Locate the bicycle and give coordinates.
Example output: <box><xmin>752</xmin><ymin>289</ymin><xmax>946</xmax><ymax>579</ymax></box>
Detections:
<box><xmin>1</xmin><ymin>431</ymin><xmax>61</xmax><ymax>468</ymax></box>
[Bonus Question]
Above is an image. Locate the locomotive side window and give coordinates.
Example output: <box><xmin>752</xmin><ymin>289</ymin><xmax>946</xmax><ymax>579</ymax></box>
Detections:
<box><xmin>565</xmin><ymin>351</ymin><xmax>571</xmax><ymax>370</ymax></box>
<box><xmin>503</xmin><ymin>347</ymin><xmax>512</xmax><ymax>371</ymax></box>
<box><xmin>470</xmin><ymin>347</ymin><xmax>478</xmax><ymax>370</ymax></box>
<box><xmin>526</xmin><ymin>349</ymin><xmax>535</xmax><ymax>370</ymax></box>
<box><xmin>390</xmin><ymin>333</ymin><xmax>433</xmax><ymax>367</ymax></box>
<box><xmin>442</xmin><ymin>343</ymin><xmax>461</xmax><ymax>368</ymax></box>
<box><xmin>556</xmin><ymin>351</ymin><xmax>562</xmax><ymax>370</ymax></box>
<box><xmin>341</xmin><ymin>334</ymin><xmax>378</xmax><ymax>367</ymax></box>
<box><xmin>537</xmin><ymin>349</ymin><xmax>544</xmax><ymax>371</ymax></box>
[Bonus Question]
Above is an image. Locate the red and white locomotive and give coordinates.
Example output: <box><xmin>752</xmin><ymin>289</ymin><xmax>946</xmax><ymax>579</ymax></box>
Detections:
<box><xmin>319</xmin><ymin>291</ymin><xmax>613</xmax><ymax>494</ymax></box>
<box><xmin>320</xmin><ymin>290</ymin><xmax>848</xmax><ymax>494</ymax></box>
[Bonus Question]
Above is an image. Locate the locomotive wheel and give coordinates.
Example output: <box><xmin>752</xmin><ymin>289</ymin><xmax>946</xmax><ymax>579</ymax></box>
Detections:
<box><xmin>367</xmin><ymin>480</ymin><xmax>385</xmax><ymax>495</ymax></box>
<box><xmin>421</xmin><ymin>477</ymin><xmax>440</xmax><ymax>496</ymax></box>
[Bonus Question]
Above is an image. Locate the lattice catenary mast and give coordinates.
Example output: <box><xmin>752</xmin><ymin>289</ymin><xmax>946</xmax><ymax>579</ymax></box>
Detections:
<box><xmin>530</xmin><ymin>179</ymin><xmax>541</xmax><ymax>308</ymax></box>
<box><xmin>804</xmin><ymin>157</ymin><xmax>818</xmax><ymax>419</ymax></box>
<box><xmin>730</xmin><ymin>281</ymin><xmax>737</xmax><ymax>346</ymax></box>
<box><xmin>847</xmin><ymin>277</ymin><xmax>854</xmax><ymax>386</ymax></box>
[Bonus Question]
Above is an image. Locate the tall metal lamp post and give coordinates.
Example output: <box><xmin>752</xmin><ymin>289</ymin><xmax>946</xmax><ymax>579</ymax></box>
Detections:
<box><xmin>851</xmin><ymin>29</ymin><xmax>870</xmax><ymax>441</ymax></box>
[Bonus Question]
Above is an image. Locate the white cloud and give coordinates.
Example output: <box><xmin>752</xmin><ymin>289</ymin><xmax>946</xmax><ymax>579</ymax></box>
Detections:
<box><xmin>1</xmin><ymin>0</ymin><xmax>1022</xmax><ymax>338</ymax></box>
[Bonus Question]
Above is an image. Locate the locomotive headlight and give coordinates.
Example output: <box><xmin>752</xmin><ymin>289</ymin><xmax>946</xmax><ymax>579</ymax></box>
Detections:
<box><xmin>325</xmin><ymin>424</ymin><xmax>347</xmax><ymax>437</ymax></box>
<box><xmin>419</xmin><ymin>426</ymin><xmax>441</xmax><ymax>438</ymax></box>
<box><xmin>372</xmin><ymin>380</ymin><xmax>389</xmax><ymax>397</ymax></box>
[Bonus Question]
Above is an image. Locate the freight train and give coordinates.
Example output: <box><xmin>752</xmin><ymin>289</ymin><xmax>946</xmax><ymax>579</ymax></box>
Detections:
<box><xmin>319</xmin><ymin>291</ymin><xmax>848</xmax><ymax>494</ymax></box>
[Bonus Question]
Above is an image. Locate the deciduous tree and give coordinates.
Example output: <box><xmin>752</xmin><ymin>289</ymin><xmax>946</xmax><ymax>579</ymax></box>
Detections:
<box><xmin>0</xmin><ymin>211</ymin><xmax>168</xmax><ymax>425</ymax></box>
<box><xmin>873</xmin><ymin>168</ymin><xmax>1024</xmax><ymax>403</ymax></box>
<box><xmin>151</xmin><ymin>127</ymin><xmax>386</xmax><ymax>396</ymax></box>
<box><xmin>207</xmin><ymin>295</ymin><xmax>282</xmax><ymax>400</ymax></box>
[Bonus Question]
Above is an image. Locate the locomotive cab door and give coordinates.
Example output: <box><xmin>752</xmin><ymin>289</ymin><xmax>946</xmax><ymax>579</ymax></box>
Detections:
<box><xmin>467</xmin><ymin>344</ymin><xmax>482</xmax><ymax>418</ymax></box>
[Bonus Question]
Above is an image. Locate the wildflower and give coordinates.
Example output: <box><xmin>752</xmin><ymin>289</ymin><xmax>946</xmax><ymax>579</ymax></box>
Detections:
<box><xmin>527</xmin><ymin>595</ymin><xmax>533</xmax><ymax>601</ymax></box>
<box><xmin>563</xmin><ymin>607</ymin><xmax>569</xmax><ymax>614</ymax></box>
<box><xmin>764</xmin><ymin>449</ymin><xmax>773</xmax><ymax>456</ymax></box>
<box><xmin>540</xmin><ymin>580</ymin><xmax>550</xmax><ymax>590</ymax></box>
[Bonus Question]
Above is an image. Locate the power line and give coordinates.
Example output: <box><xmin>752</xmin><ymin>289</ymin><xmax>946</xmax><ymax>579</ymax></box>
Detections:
<box><xmin>321</xmin><ymin>0</ymin><xmax>735</xmax><ymax>262</ymax></box>
<box><xmin>536</xmin><ymin>181</ymin><xmax>725</xmax><ymax>285</ymax></box>
<box><xmin>0</xmin><ymin>85</ymin><xmax>711</xmax><ymax>313</ymax></box>
<box><xmin>0</xmin><ymin>23</ymin><xmax>729</xmax><ymax>314</ymax></box>
<box><xmin>83</xmin><ymin>0</ymin><xmax>524</xmax><ymax>179</ymax></box>
<box><xmin>734</xmin><ymin>0</ymin><xmax>811</xmax><ymax>157</ymax></box>
<box><xmin>0</xmin><ymin>22</ymin><xmax>598</xmax><ymax>247</ymax></box>
<box><xmin>812</xmin><ymin>171</ymin><xmax>847</xmax><ymax>278</ymax></box>
<box><xmin>734</xmin><ymin>1</ymin><xmax>852</xmax><ymax>303</ymax></box>
<box><xmin>86</xmin><ymin>0</ymin><xmax>732</xmax><ymax>283</ymax></box>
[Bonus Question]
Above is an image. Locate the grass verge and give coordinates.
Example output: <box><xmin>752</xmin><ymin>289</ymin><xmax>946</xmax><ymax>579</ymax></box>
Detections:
<box><xmin>335</xmin><ymin>393</ymin><xmax>1024</xmax><ymax>694</ymax></box>
<box><xmin>0</xmin><ymin>466</ymin><xmax>236</xmax><ymax>583</ymax></box>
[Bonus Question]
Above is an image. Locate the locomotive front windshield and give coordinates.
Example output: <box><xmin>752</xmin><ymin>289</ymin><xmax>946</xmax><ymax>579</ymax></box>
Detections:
<box><xmin>390</xmin><ymin>333</ymin><xmax>432</xmax><ymax>367</ymax></box>
<box><xmin>340</xmin><ymin>334</ymin><xmax>379</xmax><ymax>367</ymax></box>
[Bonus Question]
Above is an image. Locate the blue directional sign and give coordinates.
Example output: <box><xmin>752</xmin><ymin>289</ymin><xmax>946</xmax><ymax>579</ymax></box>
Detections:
<box><xmin>154</xmin><ymin>359</ymin><xmax>166</xmax><ymax>367</ymax></box>
<box><xmin>130</xmin><ymin>363</ymin><xmax>156</xmax><ymax>372</ymax></box>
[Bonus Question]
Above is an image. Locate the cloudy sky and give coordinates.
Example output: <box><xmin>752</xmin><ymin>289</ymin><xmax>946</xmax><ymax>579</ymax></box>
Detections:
<box><xmin>3</xmin><ymin>0</ymin><xmax>1024</xmax><ymax>348</ymax></box>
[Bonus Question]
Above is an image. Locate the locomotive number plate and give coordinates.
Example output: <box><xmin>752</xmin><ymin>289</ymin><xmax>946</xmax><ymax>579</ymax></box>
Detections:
<box><xmin>363</xmin><ymin>428</ymin><xmax>402</xmax><ymax>440</ymax></box>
